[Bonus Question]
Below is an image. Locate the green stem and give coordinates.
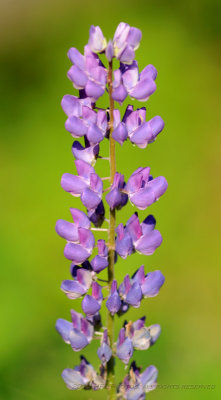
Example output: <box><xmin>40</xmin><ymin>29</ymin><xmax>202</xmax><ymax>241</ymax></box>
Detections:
<box><xmin>106</xmin><ymin>60</ymin><xmax>116</xmax><ymax>400</ymax></box>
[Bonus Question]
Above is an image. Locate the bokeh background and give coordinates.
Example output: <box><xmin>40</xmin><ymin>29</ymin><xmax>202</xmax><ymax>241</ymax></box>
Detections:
<box><xmin>0</xmin><ymin>0</ymin><xmax>221</xmax><ymax>399</ymax></box>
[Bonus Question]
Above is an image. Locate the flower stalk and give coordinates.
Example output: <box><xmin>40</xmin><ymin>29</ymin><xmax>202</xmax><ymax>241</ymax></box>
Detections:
<box><xmin>55</xmin><ymin>22</ymin><xmax>168</xmax><ymax>399</ymax></box>
<box><xmin>106</xmin><ymin>60</ymin><xmax>116</xmax><ymax>399</ymax></box>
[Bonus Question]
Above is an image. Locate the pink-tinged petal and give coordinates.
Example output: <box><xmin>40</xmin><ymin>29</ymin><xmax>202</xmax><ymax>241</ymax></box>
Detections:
<box><xmin>135</xmin><ymin>230</ymin><xmax>163</xmax><ymax>255</ymax></box>
<box><xmin>75</xmin><ymin>159</ymin><xmax>95</xmax><ymax>179</ymax></box>
<box><xmin>82</xmin><ymin>295</ymin><xmax>101</xmax><ymax>316</ymax></box>
<box><xmin>132</xmin><ymin>265</ymin><xmax>145</xmax><ymax>285</ymax></box>
<box><xmin>92</xmin><ymin>281</ymin><xmax>103</xmax><ymax>302</ymax></box>
<box><xmin>126</xmin><ymin>213</ymin><xmax>142</xmax><ymax>242</ymax></box>
<box><xmin>69</xmin><ymin>208</ymin><xmax>90</xmax><ymax>229</ymax></box>
<box><xmin>65</xmin><ymin>116</ymin><xmax>87</xmax><ymax>137</ymax></box>
<box><xmin>78</xmin><ymin>227</ymin><xmax>95</xmax><ymax>250</ymax></box>
<box><xmin>67</xmin><ymin>65</ymin><xmax>88</xmax><ymax>89</ymax></box>
<box><xmin>85</xmin><ymin>80</ymin><xmax>105</xmax><ymax>100</ymax></box>
<box><xmin>87</xmin><ymin>123</ymin><xmax>103</xmax><ymax>144</ymax></box>
<box><xmin>70</xmin><ymin>309</ymin><xmax>82</xmax><ymax>329</ymax></box>
<box><xmin>112</xmin><ymin>122</ymin><xmax>128</xmax><ymax>145</ymax></box>
<box><xmin>129</xmin><ymin>79</ymin><xmax>157</xmax><ymax>101</ymax></box>
<box><xmin>81</xmin><ymin>188</ymin><xmax>101</xmax><ymax>210</ymax></box>
<box><xmin>105</xmin><ymin>40</ymin><xmax>114</xmax><ymax>61</ymax></box>
<box><xmin>90</xmin><ymin>173</ymin><xmax>103</xmax><ymax>194</ymax></box>
<box><xmin>112</xmin><ymin>84</ymin><xmax>128</xmax><ymax>104</ymax></box>
<box><xmin>61</xmin><ymin>174</ymin><xmax>87</xmax><ymax>196</ymax></box>
<box><xmin>72</xmin><ymin>141</ymin><xmax>99</xmax><ymax>165</ymax></box>
<box><xmin>118</xmin><ymin>45</ymin><xmax>135</xmax><ymax>64</ymax></box>
<box><xmin>61</xmin><ymin>95</ymin><xmax>82</xmax><ymax>117</ymax></box>
<box><xmin>81</xmin><ymin>317</ymin><xmax>93</xmax><ymax>340</ymax></box>
<box><xmin>125</xmin><ymin>172</ymin><xmax>143</xmax><ymax>194</ymax></box>
<box><xmin>97</xmin><ymin>239</ymin><xmax>108</xmax><ymax>256</ymax></box>
<box><xmin>140</xmin><ymin>64</ymin><xmax>157</xmax><ymax>81</ymax></box>
<box><xmin>127</xmin><ymin>27</ymin><xmax>142</xmax><ymax>49</ymax></box>
<box><xmin>67</xmin><ymin>47</ymin><xmax>85</xmax><ymax>70</ymax></box>
<box><xmin>77</xmin><ymin>268</ymin><xmax>92</xmax><ymax>289</ymax></box>
<box><xmin>64</xmin><ymin>243</ymin><xmax>90</xmax><ymax>264</ymax></box>
<box><xmin>55</xmin><ymin>219</ymin><xmax>78</xmax><ymax>242</ymax></box>
<box><xmin>141</xmin><ymin>270</ymin><xmax>165</xmax><ymax>297</ymax></box>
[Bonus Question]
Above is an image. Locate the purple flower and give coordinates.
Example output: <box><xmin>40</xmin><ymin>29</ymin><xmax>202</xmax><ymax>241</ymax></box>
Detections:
<box><xmin>61</xmin><ymin>160</ymin><xmax>103</xmax><ymax>210</ymax></box>
<box><xmin>125</xmin><ymin>318</ymin><xmax>161</xmax><ymax>350</ymax></box>
<box><xmin>55</xmin><ymin>207</ymin><xmax>90</xmax><ymax>242</ymax></box>
<box><xmin>62</xmin><ymin>356</ymin><xmax>105</xmax><ymax>390</ymax></box>
<box><xmin>56</xmin><ymin>310</ymin><xmax>93</xmax><ymax>351</ymax></box>
<box><xmin>113</xmin><ymin>23</ymin><xmax>142</xmax><ymax>64</ymax></box>
<box><xmin>106</xmin><ymin>280</ymin><xmax>121</xmax><ymax>315</ymax></box>
<box><xmin>97</xmin><ymin>329</ymin><xmax>112</xmax><ymax>364</ymax></box>
<box><xmin>125</xmin><ymin>167</ymin><xmax>168</xmax><ymax>209</ymax></box>
<box><xmin>82</xmin><ymin>281</ymin><xmax>103</xmax><ymax>316</ymax></box>
<box><xmin>105</xmin><ymin>40</ymin><xmax>114</xmax><ymax>61</ymax></box>
<box><xmin>124</xmin><ymin>105</ymin><xmax>164</xmax><ymax>148</ymax></box>
<box><xmin>72</xmin><ymin>140</ymin><xmax>99</xmax><ymax>166</ymax></box>
<box><xmin>132</xmin><ymin>265</ymin><xmax>165</xmax><ymax>297</ymax></box>
<box><xmin>88</xmin><ymin>25</ymin><xmax>107</xmax><ymax>54</ymax></box>
<box><xmin>119</xmin><ymin>275</ymin><xmax>142</xmax><ymax>308</ymax></box>
<box><xmin>115</xmin><ymin>223</ymin><xmax>134</xmax><ymax>259</ymax></box>
<box><xmin>112</xmin><ymin>62</ymin><xmax>157</xmax><ymax>104</ymax></box>
<box><xmin>64</xmin><ymin>227</ymin><xmax>95</xmax><ymax>264</ymax></box>
<box><xmin>116</xmin><ymin>328</ymin><xmax>133</xmax><ymax>364</ymax></box>
<box><xmin>61</xmin><ymin>266</ymin><xmax>93</xmax><ymax>299</ymax></box>
<box><xmin>126</xmin><ymin>213</ymin><xmax>162</xmax><ymax>255</ymax></box>
<box><xmin>67</xmin><ymin>45</ymin><xmax>107</xmax><ymax>101</ymax></box>
<box><xmin>106</xmin><ymin>172</ymin><xmax>128</xmax><ymax>210</ymax></box>
<box><xmin>118</xmin><ymin>362</ymin><xmax>158</xmax><ymax>399</ymax></box>
<box><xmin>91</xmin><ymin>239</ymin><xmax>108</xmax><ymax>273</ymax></box>
<box><xmin>61</xmin><ymin>94</ymin><xmax>92</xmax><ymax>119</ymax></box>
<box><xmin>112</xmin><ymin>109</ymin><xmax>128</xmax><ymax>145</ymax></box>
<box><xmin>65</xmin><ymin>106</ymin><xmax>107</xmax><ymax>145</ymax></box>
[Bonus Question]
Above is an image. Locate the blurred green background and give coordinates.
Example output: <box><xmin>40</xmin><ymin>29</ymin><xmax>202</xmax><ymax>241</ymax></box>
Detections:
<box><xmin>0</xmin><ymin>0</ymin><xmax>221</xmax><ymax>399</ymax></box>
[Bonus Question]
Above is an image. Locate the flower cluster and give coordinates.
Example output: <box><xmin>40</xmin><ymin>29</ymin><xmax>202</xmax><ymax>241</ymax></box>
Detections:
<box><xmin>56</xmin><ymin>22</ymin><xmax>167</xmax><ymax>399</ymax></box>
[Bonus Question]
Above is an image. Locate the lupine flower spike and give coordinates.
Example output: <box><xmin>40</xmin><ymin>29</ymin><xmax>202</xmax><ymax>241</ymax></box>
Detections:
<box><xmin>56</xmin><ymin>22</ymin><xmax>167</xmax><ymax>399</ymax></box>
